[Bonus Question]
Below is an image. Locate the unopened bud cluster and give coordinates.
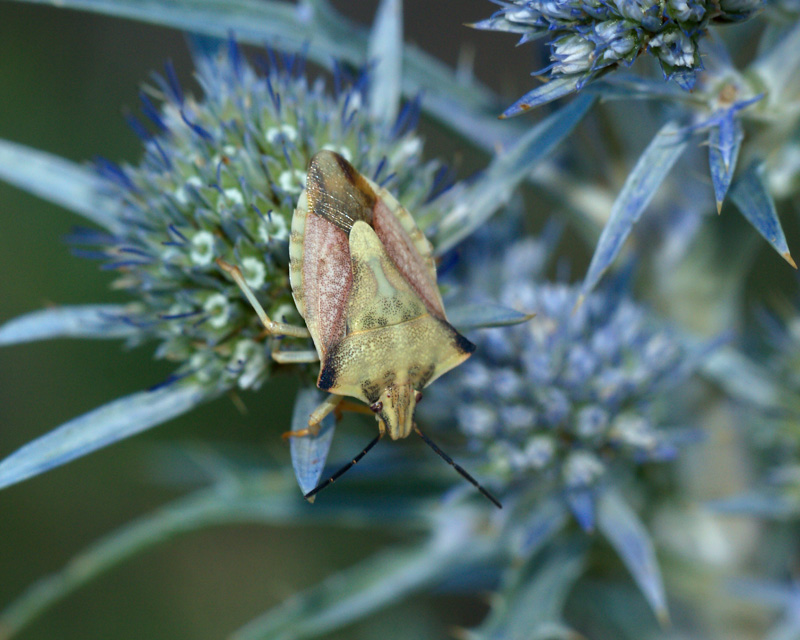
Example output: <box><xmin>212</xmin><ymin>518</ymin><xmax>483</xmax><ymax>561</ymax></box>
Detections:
<box><xmin>423</xmin><ymin>231</ymin><xmax>695</xmax><ymax>516</ymax></box>
<box><xmin>473</xmin><ymin>0</ymin><xmax>764</xmax><ymax>90</ymax></box>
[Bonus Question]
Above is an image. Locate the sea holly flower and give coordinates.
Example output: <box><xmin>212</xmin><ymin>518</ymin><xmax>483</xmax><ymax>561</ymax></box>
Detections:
<box><xmin>564</xmin><ymin>28</ymin><xmax>799</xmax><ymax>302</ymax></box>
<box><xmin>472</xmin><ymin>0</ymin><xmax>765</xmax><ymax>115</ymax></box>
<box><xmin>424</xmin><ymin>229</ymin><xmax>699</xmax><ymax>532</ymax></box>
<box><xmin>91</xmin><ymin>46</ymin><xmax>445</xmax><ymax>386</ymax></box>
<box><xmin>409</xmin><ymin>221</ymin><xmax>706</xmax><ymax>623</ymax></box>
<box><xmin>470</xmin><ymin>2</ymin><xmax>799</xmax><ymax>309</ymax></box>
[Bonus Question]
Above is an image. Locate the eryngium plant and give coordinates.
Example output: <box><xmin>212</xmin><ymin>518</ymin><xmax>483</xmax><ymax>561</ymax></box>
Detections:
<box><xmin>1</xmin><ymin>1</ymin><xmax>799</xmax><ymax>640</ymax></box>
<box><xmin>473</xmin><ymin>0</ymin><xmax>765</xmax><ymax>114</ymax></box>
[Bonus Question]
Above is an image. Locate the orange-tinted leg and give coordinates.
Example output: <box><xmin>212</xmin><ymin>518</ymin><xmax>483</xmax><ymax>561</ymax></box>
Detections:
<box><xmin>282</xmin><ymin>393</ymin><xmax>344</xmax><ymax>439</ymax></box>
<box><xmin>217</xmin><ymin>259</ymin><xmax>310</xmax><ymax>338</ymax></box>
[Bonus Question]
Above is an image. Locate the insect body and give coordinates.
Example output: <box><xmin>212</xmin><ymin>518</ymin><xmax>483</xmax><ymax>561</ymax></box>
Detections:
<box><xmin>218</xmin><ymin>150</ymin><xmax>500</xmax><ymax>507</ymax></box>
<box><xmin>290</xmin><ymin>150</ymin><xmax>475</xmax><ymax>440</ymax></box>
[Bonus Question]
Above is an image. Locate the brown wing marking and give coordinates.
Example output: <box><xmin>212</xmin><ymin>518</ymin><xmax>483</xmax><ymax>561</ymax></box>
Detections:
<box><xmin>292</xmin><ymin>150</ymin><xmax>446</xmax><ymax>357</ymax></box>
<box><xmin>303</xmin><ymin>213</ymin><xmax>352</xmax><ymax>356</ymax></box>
<box><xmin>306</xmin><ymin>150</ymin><xmax>376</xmax><ymax>233</ymax></box>
<box><xmin>289</xmin><ymin>190</ymin><xmax>352</xmax><ymax>359</ymax></box>
<box><xmin>371</xmin><ymin>196</ymin><xmax>446</xmax><ymax>320</ymax></box>
<box><xmin>366</xmin><ymin>178</ymin><xmax>438</xmax><ymax>286</ymax></box>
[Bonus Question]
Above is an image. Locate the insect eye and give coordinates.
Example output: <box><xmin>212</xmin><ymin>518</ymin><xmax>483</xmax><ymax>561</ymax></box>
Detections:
<box><xmin>415</xmin><ymin>391</ymin><xmax>423</xmax><ymax>403</ymax></box>
<box><xmin>369</xmin><ymin>401</ymin><xmax>383</xmax><ymax>413</ymax></box>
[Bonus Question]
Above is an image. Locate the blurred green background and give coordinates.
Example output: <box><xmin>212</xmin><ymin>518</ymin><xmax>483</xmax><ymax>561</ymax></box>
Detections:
<box><xmin>0</xmin><ymin>2</ymin><xmax>535</xmax><ymax>638</ymax></box>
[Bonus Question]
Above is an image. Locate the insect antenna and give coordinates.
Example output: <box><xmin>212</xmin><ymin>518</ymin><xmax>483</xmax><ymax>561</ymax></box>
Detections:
<box><xmin>304</xmin><ymin>433</ymin><xmax>383</xmax><ymax>502</ymax></box>
<box><xmin>414</xmin><ymin>426</ymin><xmax>502</xmax><ymax>509</ymax></box>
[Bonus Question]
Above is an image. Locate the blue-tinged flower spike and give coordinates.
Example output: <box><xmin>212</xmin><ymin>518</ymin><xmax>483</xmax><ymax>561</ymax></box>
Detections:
<box><xmin>703</xmin><ymin>89</ymin><xmax>764</xmax><ymax>213</ymax></box>
<box><xmin>472</xmin><ymin>0</ymin><xmax>764</xmax><ymax>114</ymax></box>
<box><xmin>86</xmin><ymin>44</ymin><xmax>452</xmax><ymax>395</ymax></box>
<box><xmin>422</xmin><ymin>226</ymin><xmax>698</xmax><ymax>530</ymax></box>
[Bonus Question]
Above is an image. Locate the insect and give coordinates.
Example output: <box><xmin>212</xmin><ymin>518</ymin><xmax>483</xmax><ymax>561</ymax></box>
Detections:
<box><xmin>218</xmin><ymin>150</ymin><xmax>501</xmax><ymax>508</ymax></box>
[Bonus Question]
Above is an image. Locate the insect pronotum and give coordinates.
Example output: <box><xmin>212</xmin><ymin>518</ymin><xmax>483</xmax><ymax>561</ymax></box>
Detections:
<box><xmin>218</xmin><ymin>150</ymin><xmax>501</xmax><ymax>509</ymax></box>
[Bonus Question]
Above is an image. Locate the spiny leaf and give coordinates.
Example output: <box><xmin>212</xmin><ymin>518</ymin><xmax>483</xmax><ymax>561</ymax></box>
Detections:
<box><xmin>289</xmin><ymin>387</ymin><xmax>337</xmax><ymax>496</ymax></box>
<box><xmin>597</xmin><ymin>488</ymin><xmax>669</xmax><ymax>626</ymax></box>
<box><xmin>0</xmin><ymin>486</ymin><xmax>290</xmax><ymax>639</ymax></box>
<box><xmin>730</xmin><ymin>161</ymin><xmax>796</xmax><ymax>269</ymax></box>
<box><xmin>435</xmin><ymin>94</ymin><xmax>594</xmax><ymax>253</ymax></box>
<box><xmin>579</xmin><ymin>120</ymin><xmax>688</xmax><ymax>303</ymax></box>
<box><xmin>469</xmin><ymin>14</ymin><xmax>532</xmax><ymax>34</ymax></box>
<box><xmin>501</xmin><ymin>74</ymin><xmax>592</xmax><ymax>118</ymax></box>
<box><xmin>368</xmin><ymin>0</ymin><xmax>403</xmax><ymax>127</ymax></box>
<box><xmin>230</xmin><ymin>513</ymin><xmax>495</xmax><ymax>640</ymax></box>
<box><xmin>0</xmin><ymin>384</ymin><xmax>213</xmax><ymax>491</ymax></box>
<box><xmin>0</xmin><ymin>305</ymin><xmax>137</xmax><ymax>346</ymax></box>
<box><xmin>0</xmin><ymin>138</ymin><xmax>118</xmax><ymax>232</ymax></box>
<box><xmin>0</xmin><ymin>474</ymin><xmax>432</xmax><ymax>639</ymax></box>
<box><xmin>566</xmin><ymin>489</ymin><xmax>595</xmax><ymax>532</ymax></box>
<box><xmin>708</xmin><ymin>112</ymin><xmax>743</xmax><ymax>212</ymax></box>
<box><xmin>510</xmin><ymin>496</ymin><xmax>569</xmax><ymax>559</ymax></box>
<box><xmin>476</xmin><ymin>539</ymin><xmax>587</xmax><ymax>640</ymax></box>
<box><xmin>7</xmin><ymin>0</ymin><xmax>501</xmax><ymax>141</ymax></box>
<box><xmin>448</xmin><ymin>303</ymin><xmax>534</xmax><ymax>332</ymax></box>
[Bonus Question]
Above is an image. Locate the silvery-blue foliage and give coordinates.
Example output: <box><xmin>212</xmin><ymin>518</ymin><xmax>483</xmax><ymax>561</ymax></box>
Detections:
<box><xmin>0</xmin><ymin>1</ymin><xmax>799</xmax><ymax>639</ymax></box>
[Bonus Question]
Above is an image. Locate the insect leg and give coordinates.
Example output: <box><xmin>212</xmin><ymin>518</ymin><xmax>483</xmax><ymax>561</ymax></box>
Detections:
<box><xmin>216</xmin><ymin>259</ymin><xmax>310</xmax><ymax>338</ymax></box>
<box><xmin>270</xmin><ymin>349</ymin><xmax>319</xmax><ymax>364</ymax></box>
<box><xmin>335</xmin><ymin>399</ymin><xmax>376</xmax><ymax>417</ymax></box>
<box><xmin>282</xmin><ymin>393</ymin><xmax>343</xmax><ymax>439</ymax></box>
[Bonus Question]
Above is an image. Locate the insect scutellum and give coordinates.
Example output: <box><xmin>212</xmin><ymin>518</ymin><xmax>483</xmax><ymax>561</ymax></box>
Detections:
<box><xmin>219</xmin><ymin>149</ymin><xmax>501</xmax><ymax>509</ymax></box>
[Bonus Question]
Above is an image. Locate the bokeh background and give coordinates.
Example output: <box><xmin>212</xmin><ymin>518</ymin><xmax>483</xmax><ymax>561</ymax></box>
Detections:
<box><xmin>0</xmin><ymin>2</ymin><xmax>797</xmax><ymax>638</ymax></box>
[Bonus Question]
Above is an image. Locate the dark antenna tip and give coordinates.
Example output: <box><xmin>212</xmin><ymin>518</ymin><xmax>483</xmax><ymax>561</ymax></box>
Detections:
<box><xmin>414</xmin><ymin>425</ymin><xmax>503</xmax><ymax>509</ymax></box>
<box><xmin>304</xmin><ymin>433</ymin><xmax>383</xmax><ymax>502</ymax></box>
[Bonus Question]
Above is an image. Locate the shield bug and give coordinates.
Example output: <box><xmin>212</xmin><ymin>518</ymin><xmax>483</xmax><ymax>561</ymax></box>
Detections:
<box><xmin>218</xmin><ymin>150</ymin><xmax>501</xmax><ymax>508</ymax></box>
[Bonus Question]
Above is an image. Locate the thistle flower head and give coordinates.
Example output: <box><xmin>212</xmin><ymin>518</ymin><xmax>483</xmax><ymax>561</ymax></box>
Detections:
<box><xmin>84</xmin><ymin>45</ymin><xmax>450</xmax><ymax>394</ymax></box>
<box><xmin>473</xmin><ymin>0</ymin><xmax>764</xmax><ymax>109</ymax></box>
<box><xmin>423</xmin><ymin>228</ymin><xmax>697</xmax><ymax>527</ymax></box>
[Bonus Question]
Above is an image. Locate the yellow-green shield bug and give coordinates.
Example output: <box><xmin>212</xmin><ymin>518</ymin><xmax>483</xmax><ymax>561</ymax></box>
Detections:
<box><xmin>218</xmin><ymin>150</ymin><xmax>500</xmax><ymax>508</ymax></box>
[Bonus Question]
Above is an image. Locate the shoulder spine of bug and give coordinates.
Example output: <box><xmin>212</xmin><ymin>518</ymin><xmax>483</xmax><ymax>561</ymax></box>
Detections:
<box><xmin>220</xmin><ymin>150</ymin><xmax>501</xmax><ymax>508</ymax></box>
